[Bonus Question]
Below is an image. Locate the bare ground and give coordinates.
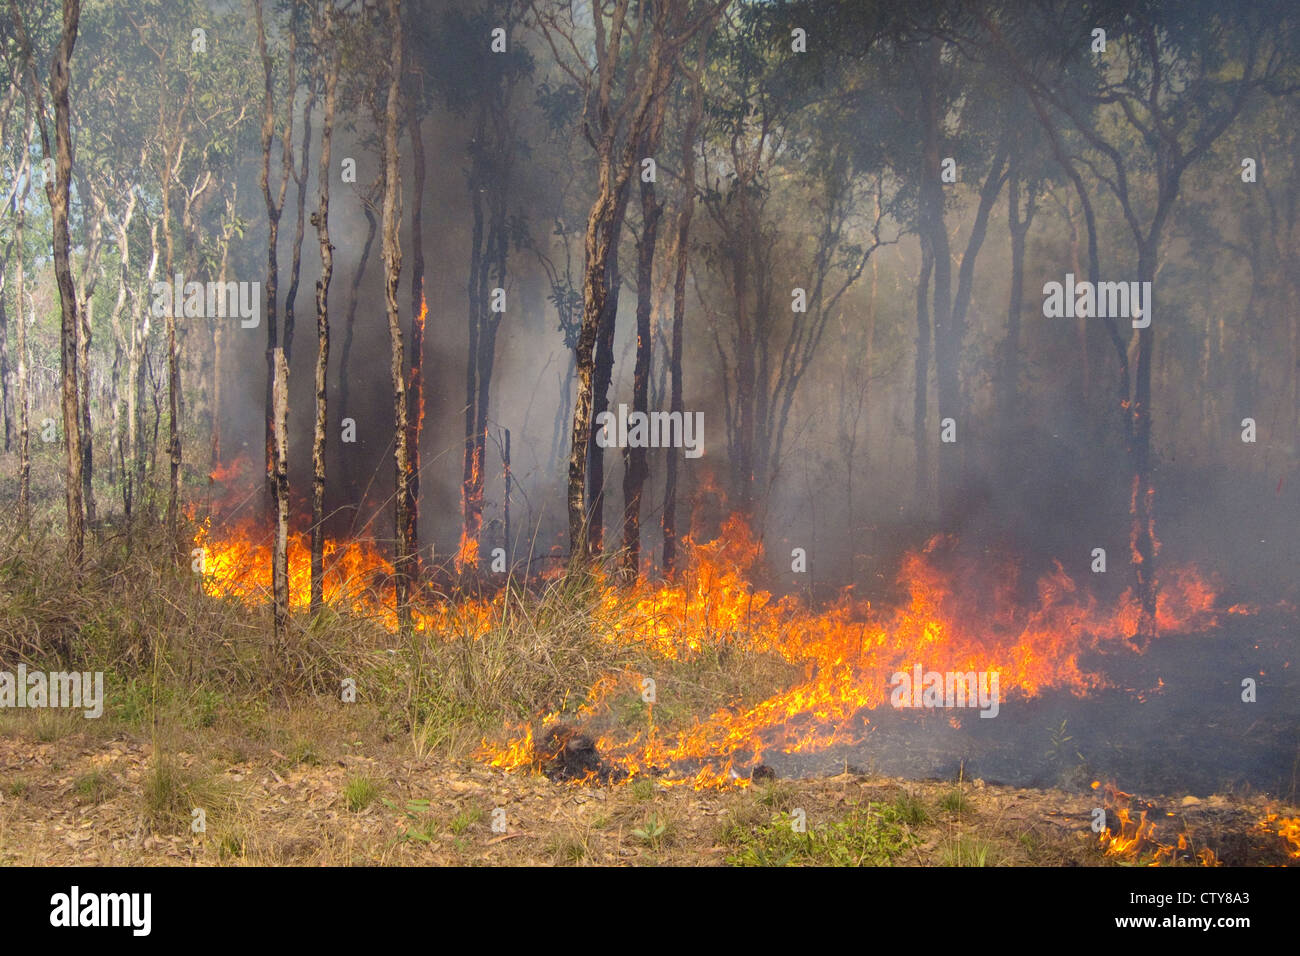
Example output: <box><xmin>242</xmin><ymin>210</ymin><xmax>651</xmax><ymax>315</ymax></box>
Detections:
<box><xmin>1</xmin><ymin>704</ymin><xmax>1295</xmax><ymax>867</ymax></box>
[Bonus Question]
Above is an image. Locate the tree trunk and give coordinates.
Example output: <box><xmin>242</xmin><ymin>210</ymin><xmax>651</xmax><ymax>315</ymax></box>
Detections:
<box><xmin>998</xmin><ymin>167</ymin><xmax>1030</xmax><ymax>447</ymax></box>
<box><xmin>15</xmin><ymin>163</ymin><xmax>31</xmax><ymax>529</ymax></box>
<box><xmin>913</xmin><ymin>243</ymin><xmax>932</xmax><ymax>509</ymax></box>
<box><xmin>621</xmin><ymin>149</ymin><xmax>662</xmax><ymax>581</ymax></box>
<box><xmin>338</xmin><ymin>201</ymin><xmax>376</xmax><ymax>509</ymax></box>
<box><xmin>256</xmin><ymin>0</ymin><xmax>294</xmax><ymax>523</ymax></box>
<box><xmin>919</xmin><ymin>40</ymin><xmax>953</xmax><ymax>519</ymax></box>
<box><xmin>311</xmin><ymin>12</ymin><xmax>338</xmax><ymax>615</ymax></box>
<box><xmin>406</xmin><ymin>101</ymin><xmax>425</xmax><ymax>579</ymax></box>
<box><xmin>1130</xmin><ymin>246</ymin><xmax>1158</xmax><ymax>646</ymax></box>
<box><xmin>272</xmin><ymin>347</ymin><xmax>290</xmax><ymax>642</ymax></box>
<box><xmin>284</xmin><ymin>85</ymin><xmax>315</xmax><ymax>366</ymax></box>
<box><xmin>381</xmin><ymin>0</ymin><xmax>411</xmax><ymax>634</ymax></box>
<box><xmin>47</xmin><ymin>0</ymin><xmax>84</xmax><ymax>565</ymax></box>
<box><xmin>660</xmin><ymin>170</ymin><xmax>695</xmax><ymax>575</ymax></box>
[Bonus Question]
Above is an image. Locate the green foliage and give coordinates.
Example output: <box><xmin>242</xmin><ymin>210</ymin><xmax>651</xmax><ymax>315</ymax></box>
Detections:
<box><xmin>725</xmin><ymin>804</ymin><xmax>920</xmax><ymax>867</ymax></box>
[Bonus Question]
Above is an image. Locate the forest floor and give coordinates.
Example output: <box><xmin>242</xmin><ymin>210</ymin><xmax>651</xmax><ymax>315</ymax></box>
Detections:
<box><xmin>2</xmin><ymin>701</ymin><xmax>1296</xmax><ymax>867</ymax></box>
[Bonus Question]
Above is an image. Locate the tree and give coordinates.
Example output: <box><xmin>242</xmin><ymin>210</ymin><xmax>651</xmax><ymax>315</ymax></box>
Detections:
<box><xmin>310</xmin><ymin>1</ymin><xmax>339</xmax><ymax>614</ymax></box>
<box><xmin>989</xmin><ymin>0</ymin><xmax>1300</xmax><ymax>641</ymax></box>
<box><xmin>530</xmin><ymin>0</ymin><xmax>726</xmax><ymax>563</ymax></box>
<box><xmin>379</xmin><ymin>0</ymin><xmax>413</xmax><ymax>633</ymax></box>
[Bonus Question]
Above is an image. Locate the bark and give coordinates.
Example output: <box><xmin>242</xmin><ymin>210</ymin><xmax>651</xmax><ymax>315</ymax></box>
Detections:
<box><xmin>14</xmin><ymin>144</ymin><xmax>31</xmax><ymax>528</ymax></box>
<box><xmin>311</xmin><ymin>9</ymin><xmax>338</xmax><ymax>614</ymax></box>
<box><xmin>46</xmin><ymin>0</ymin><xmax>85</xmax><ymax>565</ymax></box>
<box><xmin>284</xmin><ymin>84</ymin><xmax>315</xmax><ymax>365</ymax></box>
<box><xmin>74</xmin><ymin>178</ymin><xmax>104</xmax><ymax>527</ymax></box>
<box><xmin>256</xmin><ymin>0</ymin><xmax>295</xmax><ymax>521</ymax></box>
<box><xmin>621</xmin><ymin>135</ymin><xmax>663</xmax><ymax>581</ymax></box>
<box><xmin>381</xmin><ymin>0</ymin><xmax>411</xmax><ymax>633</ymax></box>
<box><xmin>338</xmin><ymin>199</ymin><xmax>376</xmax><ymax>507</ymax></box>
<box><xmin>565</xmin><ymin>0</ymin><xmax>680</xmax><ymax>563</ymax></box>
<box><xmin>159</xmin><ymin>158</ymin><xmax>182</xmax><ymax>556</ymax></box>
<box><xmin>913</xmin><ymin>242</ymin><xmax>932</xmax><ymax>508</ymax></box>
<box><xmin>0</xmin><ymin>263</ymin><xmax>10</xmax><ymax>454</ymax></box>
<box><xmin>405</xmin><ymin>98</ymin><xmax>424</xmax><ymax>578</ymax></box>
<box><xmin>272</xmin><ymin>347</ymin><xmax>290</xmax><ymax>642</ymax></box>
<box><xmin>997</xmin><ymin>165</ymin><xmax>1033</xmax><ymax>446</ymax></box>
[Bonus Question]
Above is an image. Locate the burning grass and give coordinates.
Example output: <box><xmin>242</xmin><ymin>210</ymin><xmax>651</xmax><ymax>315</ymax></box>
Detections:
<box><xmin>180</xmin><ymin>490</ymin><xmax>1252</xmax><ymax>789</ymax></box>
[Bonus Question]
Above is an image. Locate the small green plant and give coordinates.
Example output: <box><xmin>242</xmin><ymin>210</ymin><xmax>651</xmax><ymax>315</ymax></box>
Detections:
<box><xmin>74</xmin><ymin>770</ymin><xmax>112</xmax><ymax>805</ymax></box>
<box><xmin>631</xmin><ymin>778</ymin><xmax>655</xmax><ymax>801</ymax></box>
<box><xmin>7</xmin><ymin>778</ymin><xmax>30</xmax><ymax>798</ymax></box>
<box><xmin>944</xmin><ymin>834</ymin><xmax>999</xmax><ymax>867</ymax></box>
<box><xmin>939</xmin><ymin>788</ymin><xmax>970</xmax><ymax>815</ymax></box>
<box><xmin>545</xmin><ymin>831</ymin><xmax>589</xmax><ymax>864</ymax></box>
<box><xmin>725</xmin><ymin>804</ymin><xmax>920</xmax><ymax>867</ymax></box>
<box><xmin>1046</xmin><ymin>719</ymin><xmax>1085</xmax><ymax>764</ymax></box>
<box><xmin>891</xmin><ymin>792</ymin><xmax>930</xmax><ymax>826</ymax></box>
<box><xmin>631</xmin><ymin>811</ymin><xmax>671</xmax><ymax>851</ymax></box>
<box><xmin>343</xmin><ymin>774</ymin><xmax>380</xmax><ymax>813</ymax></box>
<box><xmin>450</xmin><ymin>806</ymin><xmax>483</xmax><ymax>835</ymax></box>
<box><xmin>383</xmin><ymin>798</ymin><xmax>439</xmax><ymax>843</ymax></box>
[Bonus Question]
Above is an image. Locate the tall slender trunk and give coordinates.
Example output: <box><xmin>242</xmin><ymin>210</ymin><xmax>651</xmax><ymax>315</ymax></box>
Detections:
<box><xmin>1130</xmin><ymin>245</ymin><xmax>1157</xmax><ymax>646</ymax></box>
<box><xmin>338</xmin><ymin>202</ymin><xmax>376</xmax><ymax>507</ymax></box>
<box><xmin>998</xmin><ymin>167</ymin><xmax>1030</xmax><ymax>447</ymax></box>
<box><xmin>406</xmin><ymin>104</ymin><xmax>425</xmax><ymax>578</ymax></box>
<box><xmin>381</xmin><ymin>0</ymin><xmax>411</xmax><ymax>633</ymax></box>
<box><xmin>75</xmin><ymin>181</ymin><xmax>103</xmax><ymax>527</ymax></box>
<box><xmin>919</xmin><ymin>39</ymin><xmax>952</xmax><ymax>519</ymax></box>
<box><xmin>271</xmin><ymin>348</ymin><xmax>290</xmax><ymax>642</ymax></box>
<box><xmin>621</xmin><ymin>148</ymin><xmax>662</xmax><ymax>581</ymax></box>
<box><xmin>461</xmin><ymin>160</ymin><xmax>483</xmax><ymax>570</ymax></box>
<box><xmin>284</xmin><ymin>87</ymin><xmax>315</xmax><ymax>366</ymax></box>
<box><xmin>311</xmin><ymin>15</ymin><xmax>338</xmax><ymax>614</ymax></box>
<box><xmin>587</xmin><ymin>187</ymin><xmax>630</xmax><ymax>555</ymax></box>
<box><xmin>160</xmin><ymin>164</ymin><xmax>182</xmax><ymax>556</ymax></box>
<box><xmin>15</xmin><ymin>160</ymin><xmax>31</xmax><ymax>529</ymax></box>
<box><xmin>0</xmin><ymin>263</ymin><xmax>11</xmax><ymax>453</ymax></box>
<box><xmin>662</xmin><ymin>61</ymin><xmax>705</xmax><ymax>576</ymax></box>
<box><xmin>256</xmin><ymin>0</ymin><xmax>294</xmax><ymax>523</ymax></box>
<box><xmin>913</xmin><ymin>243</ymin><xmax>932</xmax><ymax>509</ymax></box>
<box><xmin>46</xmin><ymin>0</ymin><xmax>84</xmax><ymax>565</ymax></box>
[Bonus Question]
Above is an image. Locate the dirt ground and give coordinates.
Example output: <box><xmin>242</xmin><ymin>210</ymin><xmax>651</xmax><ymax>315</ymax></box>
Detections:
<box><xmin>2</xmin><ymin>702</ymin><xmax>1289</xmax><ymax>868</ymax></box>
<box><xmin>1</xmin><ymin>704</ymin><xmax>1295</xmax><ymax>867</ymax></box>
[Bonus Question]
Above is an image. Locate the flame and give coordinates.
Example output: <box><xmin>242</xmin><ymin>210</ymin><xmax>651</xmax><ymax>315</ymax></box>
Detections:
<box><xmin>477</xmin><ymin>515</ymin><xmax>1233</xmax><ymax>788</ymax></box>
<box><xmin>195</xmin><ymin>501</ymin><xmax>1239</xmax><ymax>789</ymax></box>
<box><xmin>1258</xmin><ymin>812</ymin><xmax>1300</xmax><ymax>858</ymax></box>
<box><xmin>458</xmin><ymin>445</ymin><xmax>484</xmax><ymax>573</ymax></box>
<box><xmin>1096</xmin><ymin>784</ymin><xmax>1219</xmax><ymax>866</ymax></box>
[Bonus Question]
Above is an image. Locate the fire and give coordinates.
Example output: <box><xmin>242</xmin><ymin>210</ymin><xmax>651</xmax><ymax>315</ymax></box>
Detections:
<box><xmin>479</xmin><ymin>515</ymin><xmax>1233</xmax><ymax>787</ymax></box>
<box><xmin>1258</xmin><ymin>813</ymin><xmax>1300</xmax><ymax>858</ymax></box>
<box><xmin>1096</xmin><ymin>784</ymin><xmax>1219</xmax><ymax>866</ymax></box>
<box><xmin>194</xmin><ymin>497</ymin><xmax>1240</xmax><ymax>789</ymax></box>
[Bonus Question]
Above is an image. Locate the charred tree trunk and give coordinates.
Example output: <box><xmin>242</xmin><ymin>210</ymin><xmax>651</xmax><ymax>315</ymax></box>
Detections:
<box><xmin>913</xmin><ymin>243</ymin><xmax>932</xmax><ymax>509</ymax></box>
<box><xmin>621</xmin><ymin>144</ymin><xmax>662</xmax><ymax>582</ymax></box>
<box><xmin>918</xmin><ymin>40</ymin><xmax>952</xmax><ymax>521</ymax></box>
<box><xmin>381</xmin><ymin>0</ymin><xmax>411</xmax><ymax>634</ymax></box>
<box><xmin>998</xmin><ymin>165</ymin><xmax>1032</xmax><ymax>450</ymax></box>
<box><xmin>310</xmin><ymin>10</ymin><xmax>338</xmax><ymax>615</ymax></box>
<box><xmin>284</xmin><ymin>85</ymin><xmax>315</xmax><ymax>366</ymax></box>
<box><xmin>663</xmin><ymin>60</ymin><xmax>705</xmax><ymax>575</ymax></box>
<box><xmin>272</xmin><ymin>347</ymin><xmax>290</xmax><ymax>642</ymax></box>
<box><xmin>406</xmin><ymin>102</ymin><xmax>425</xmax><ymax>580</ymax></box>
<box><xmin>461</xmin><ymin>158</ymin><xmax>484</xmax><ymax>571</ymax></box>
<box><xmin>256</xmin><ymin>0</ymin><xmax>294</xmax><ymax>523</ymax></box>
<box><xmin>1130</xmin><ymin>245</ymin><xmax>1158</xmax><ymax>646</ymax></box>
<box><xmin>338</xmin><ymin>200</ymin><xmax>376</xmax><ymax>508</ymax></box>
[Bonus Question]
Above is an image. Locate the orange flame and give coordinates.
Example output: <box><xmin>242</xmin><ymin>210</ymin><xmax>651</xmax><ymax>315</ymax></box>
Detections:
<box><xmin>195</xmin><ymin>505</ymin><xmax>1239</xmax><ymax>789</ymax></box>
